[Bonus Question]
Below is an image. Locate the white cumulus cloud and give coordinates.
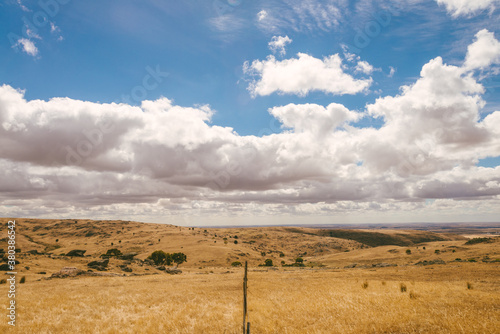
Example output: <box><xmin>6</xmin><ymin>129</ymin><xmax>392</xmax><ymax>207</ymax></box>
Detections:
<box><xmin>268</xmin><ymin>35</ymin><xmax>292</xmax><ymax>56</ymax></box>
<box><xmin>243</xmin><ymin>53</ymin><xmax>373</xmax><ymax>97</ymax></box>
<box><xmin>464</xmin><ymin>29</ymin><xmax>500</xmax><ymax>71</ymax></box>
<box><xmin>269</xmin><ymin>103</ymin><xmax>362</xmax><ymax>136</ymax></box>
<box><xmin>2</xmin><ymin>29</ymin><xmax>500</xmax><ymax>223</ymax></box>
<box><xmin>355</xmin><ymin>60</ymin><xmax>374</xmax><ymax>74</ymax></box>
<box><xmin>257</xmin><ymin>10</ymin><xmax>268</xmax><ymax>21</ymax></box>
<box><xmin>14</xmin><ymin>38</ymin><xmax>39</xmax><ymax>57</ymax></box>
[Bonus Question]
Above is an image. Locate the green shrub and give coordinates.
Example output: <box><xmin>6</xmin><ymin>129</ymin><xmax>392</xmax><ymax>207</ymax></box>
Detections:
<box><xmin>102</xmin><ymin>248</ymin><xmax>122</xmax><ymax>258</ymax></box>
<box><xmin>361</xmin><ymin>281</ymin><xmax>369</xmax><ymax>289</ymax></box>
<box><xmin>465</xmin><ymin>238</ymin><xmax>493</xmax><ymax>245</ymax></box>
<box><xmin>148</xmin><ymin>250</ymin><xmax>172</xmax><ymax>266</ymax></box>
<box><xmin>406</xmin><ymin>249</ymin><xmax>411</xmax><ymax>255</ymax></box>
<box><xmin>264</xmin><ymin>259</ymin><xmax>273</xmax><ymax>267</ymax></box>
<box><xmin>467</xmin><ymin>282</ymin><xmax>473</xmax><ymax>290</ymax></box>
<box><xmin>295</xmin><ymin>257</ymin><xmax>304</xmax><ymax>264</ymax></box>
<box><xmin>400</xmin><ymin>283</ymin><xmax>407</xmax><ymax>292</ymax></box>
<box><xmin>231</xmin><ymin>261</ymin><xmax>242</xmax><ymax>267</ymax></box>
<box><xmin>20</xmin><ymin>276</ymin><xmax>26</xmax><ymax>284</ymax></box>
<box><xmin>172</xmin><ymin>252</ymin><xmax>187</xmax><ymax>265</ymax></box>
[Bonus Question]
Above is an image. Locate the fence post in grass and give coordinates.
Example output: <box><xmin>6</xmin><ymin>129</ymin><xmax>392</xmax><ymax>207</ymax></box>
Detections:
<box><xmin>243</xmin><ymin>261</ymin><xmax>249</xmax><ymax>334</ymax></box>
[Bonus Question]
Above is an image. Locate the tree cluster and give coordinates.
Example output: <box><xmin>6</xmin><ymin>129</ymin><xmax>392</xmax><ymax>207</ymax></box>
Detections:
<box><xmin>148</xmin><ymin>250</ymin><xmax>187</xmax><ymax>266</ymax></box>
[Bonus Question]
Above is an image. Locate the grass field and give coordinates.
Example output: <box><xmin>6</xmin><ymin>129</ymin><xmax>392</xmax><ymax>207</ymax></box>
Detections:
<box><xmin>0</xmin><ymin>218</ymin><xmax>499</xmax><ymax>333</ymax></box>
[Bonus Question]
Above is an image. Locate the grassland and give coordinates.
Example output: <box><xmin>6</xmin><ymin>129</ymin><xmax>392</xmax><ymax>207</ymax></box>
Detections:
<box><xmin>0</xmin><ymin>218</ymin><xmax>499</xmax><ymax>333</ymax></box>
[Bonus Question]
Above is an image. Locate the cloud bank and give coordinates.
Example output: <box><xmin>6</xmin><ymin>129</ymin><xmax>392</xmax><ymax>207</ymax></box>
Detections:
<box><xmin>1</xmin><ymin>29</ymin><xmax>500</xmax><ymax>224</ymax></box>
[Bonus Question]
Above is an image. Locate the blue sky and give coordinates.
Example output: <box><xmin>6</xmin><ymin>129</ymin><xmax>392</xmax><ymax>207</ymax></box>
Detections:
<box><xmin>1</xmin><ymin>0</ymin><xmax>500</xmax><ymax>225</ymax></box>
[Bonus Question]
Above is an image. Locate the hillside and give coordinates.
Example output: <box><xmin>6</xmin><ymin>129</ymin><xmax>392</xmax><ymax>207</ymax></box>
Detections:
<box><xmin>1</xmin><ymin>218</ymin><xmax>500</xmax><ymax>333</ymax></box>
<box><xmin>1</xmin><ymin>218</ymin><xmax>498</xmax><ymax>279</ymax></box>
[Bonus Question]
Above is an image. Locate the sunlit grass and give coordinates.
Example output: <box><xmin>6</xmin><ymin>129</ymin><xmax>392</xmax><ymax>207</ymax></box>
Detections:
<box><xmin>1</xmin><ymin>265</ymin><xmax>498</xmax><ymax>334</ymax></box>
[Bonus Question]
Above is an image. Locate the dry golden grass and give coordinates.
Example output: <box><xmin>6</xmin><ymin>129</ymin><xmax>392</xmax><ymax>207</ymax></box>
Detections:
<box><xmin>1</xmin><ymin>218</ymin><xmax>499</xmax><ymax>333</ymax></box>
<box><xmin>1</xmin><ymin>264</ymin><xmax>499</xmax><ymax>333</ymax></box>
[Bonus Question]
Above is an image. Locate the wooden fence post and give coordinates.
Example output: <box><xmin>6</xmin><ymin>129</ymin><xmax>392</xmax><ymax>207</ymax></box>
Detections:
<box><xmin>243</xmin><ymin>261</ymin><xmax>249</xmax><ymax>334</ymax></box>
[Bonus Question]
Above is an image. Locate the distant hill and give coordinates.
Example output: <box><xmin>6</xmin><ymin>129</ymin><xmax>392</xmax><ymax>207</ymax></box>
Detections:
<box><xmin>1</xmin><ymin>218</ymin><xmax>497</xmax><ymax>276</ymax></box>
<box><xmin>315</xmin><ymin>229</ymin><xmax>462</xmax><ymax>247</ymax></box>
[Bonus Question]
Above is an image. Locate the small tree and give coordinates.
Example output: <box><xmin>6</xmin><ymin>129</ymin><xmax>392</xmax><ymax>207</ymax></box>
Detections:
<box><xmin>264</xmin><ymin>259</ymin><xmax>273</xmax><ymax>266</ymax></box>
<box><xmin>406</xmin><ymin>249</ymin><xmax>412</xmax><ymax>255</ymax></box>
<box><xmin>295</xmin><ymin>257</ymin><xmax>304</xmax><ymax>264</ymax></box>
<box><xmin>149</xmin><ymin>250</ymin><xmax>171</xmax><ymax>266</ymax></box>
<box><xmin>171</xmin><ymin>252</ymin><xmax>187</xmax><ymax>266</ymax></box>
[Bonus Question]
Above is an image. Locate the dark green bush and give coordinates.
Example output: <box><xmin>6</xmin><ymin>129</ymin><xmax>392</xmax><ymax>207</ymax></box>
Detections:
<box><xmin>102</xmin><ymin>248</ymin><xmax>123</xmax><ymax>258</ymax></box>
<box><xmin>172</xmin><ymin>252</ymin><xmax>187</xmax><ymax>265</ymax></box>
<box><xmin>465</xmin><ymin>238</ymin><xmax>493</xmax><ymax>245</ymax></box>
<box><xmin>149</xmin><ymin>250</ymin><xmax>171</xmax><ymax>265</ymax></box>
